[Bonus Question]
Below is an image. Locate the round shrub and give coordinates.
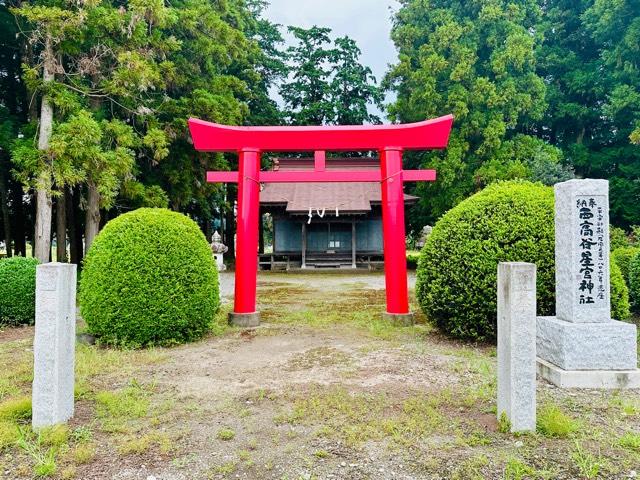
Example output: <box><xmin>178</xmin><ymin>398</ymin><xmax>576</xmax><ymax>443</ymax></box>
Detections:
<box><xmin>79</xmin><ymin>208</ymin><xmax>219</xmax><ymax>347</ymax></box>
<box><xmin>0</xmin><ymin>257</ymin><xmax>38</xmax><ymax>325</ymax></box>
<box><xmin>416</xmin><ymin>181</ymin><xmax>556</xmax><ymax>341</ymax></box>
<box><xmin>610</xmin><ymin>259</ymin><xmax>631</xmax><ymax>320</ymax></box>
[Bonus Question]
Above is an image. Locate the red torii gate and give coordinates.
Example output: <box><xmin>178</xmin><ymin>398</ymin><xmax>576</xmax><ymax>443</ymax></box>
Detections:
<box><xmin>189</xmin><ymin>115</ymin><xmax>453</xmax><ymax>326</ymax></box>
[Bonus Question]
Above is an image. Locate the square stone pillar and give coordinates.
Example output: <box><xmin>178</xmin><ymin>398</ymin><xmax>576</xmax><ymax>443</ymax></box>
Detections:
<box><xmin>555</xmin><ymin>179</ymin><xmax>610</xmax><ymax>323</ymax></box>
<box><xmin>497</xmin><ymin>262</ymin><xmax>536</xmax><ymax>432</ymax></box>
<box><xmin>537</xmin><ymin>179</ymin><xmax>639</xmax><ymax>388</ymax></box>
<box><xmin>32</xmin><ymin>263</ymin><xmax>77</xmax><ymax>429</ymax></box>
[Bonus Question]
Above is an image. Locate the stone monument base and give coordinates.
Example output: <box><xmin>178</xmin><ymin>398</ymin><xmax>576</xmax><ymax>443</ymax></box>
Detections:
<box><xmin>537</xmin><ymin>358</ymin><xmax>640</xmax><ymax>389</ymax></box>
<box><xmin>537</xmin><ymin>316</ymin><xmax>637</xmax><ymax>371</ymax></box>
<box><xmin>229</xmin><ymin>312</ymin><xmax>261</xmax><ymax>328</ymax></box>
<box><xmin>382</xmin><ymin>312</ymin><xmax>415</xmax><ymax>326</ymax></box>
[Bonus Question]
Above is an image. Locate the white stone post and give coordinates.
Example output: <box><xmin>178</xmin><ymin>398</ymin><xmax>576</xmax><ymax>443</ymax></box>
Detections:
<box><xmin>537</xmin><ymin>179</ymin><xmax>639</xmax><ymax>388</ymax></box>
<box><xmin>32</xmin><ymin>263</ymin><xmax>77</xmax><ymax>429</ymax></box>
<box><xmin>497</xmin><ymin>262</ymin><xmax>537</xmax><ymax>432</ymax></box>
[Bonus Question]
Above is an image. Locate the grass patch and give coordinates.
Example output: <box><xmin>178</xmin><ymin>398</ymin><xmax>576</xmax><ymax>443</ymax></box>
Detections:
<box><xmin>38</xmin><ymin>425</ymin><xmax>70</xmax><ymax>447</ymax></box>
<box><xmin>0</xmin><ymin>420</ymin><xmax>20</xmax><ymax>450</ymax></box>
<box><xmin>619</xmin><ymin>432</ymin><xmax>640</xmax><ymax>451</ymax></box>
<box><xmin>537</xmin><ymin>404</ymin><xmax>579</xmax><ymax>438</ymax></box>
<box><xmin>571</xmin><ymin>443</ymin><xmax>606</xmax><ymax>479</ymax></box>
<box><xmin>69</xmin><ymin>442</ymin><xmax>96</xmax><ymax>464</ymax></box>
<box><xmin>95</xmin><ymin>381</ymin><xmax>150</xmax><ymax>420</ymax></box>
<box><xmin>281</xmin><ymin>386</ymin><xmax>447</xmax><ymax>447</ymax></box>
<box><xmin>216</xmin><ymin>427</ymin><xmax>236</xmax><ymax>441</ymax></box>
<box><xmin>504</xmin><ymin>457</ymin><xmax>538</xmax><ymax>480</ymax></box>
<box><xmin>0</xmin><ymin>396</ymin><xmax>32</xmax><ymax>421</ymax></box>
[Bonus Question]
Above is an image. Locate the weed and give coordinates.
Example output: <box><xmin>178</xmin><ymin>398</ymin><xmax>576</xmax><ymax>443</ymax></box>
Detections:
<box><xmin>504</xmin><ymin>457</ymin><xmax>536</xmax><ymax>480</ymax></box>
<box><xmin>209</xmin><ymin>460</ymin><xmax>237</xmax><ymax>475</ymax></box>
<box><xmin>0</xmin><ymin>420</ymin><xmax>20</xmax><ymax>450</ymax></box>
<box><xmin>60</xmin><ymin>466</ymin><xmax>76</xmax><ymax>479</ymax></box>
<box><xmin>70</xmin><ymin>426</ymin><xmax>92</xmax><ymax>443</ymax></box>
<box><xmin>38</xmin><ymin>424</ymin><xmax>70</xmax><ymax>447</ymax></box>
<box><xmin>118</xmin><ymin>432</ymin><xmax>172</xmax><ymax>456</ymax></box>
<box><xmin>70</xmin><ymin>443</ymin><xmax>95</xmax><ymax>464</ymax></box>
<box><xmin>0</xmin><ymin>396</ymin><xmax>31</xmax><ymax>421</ymax></box>
<box><xmin>571</xmin><ymin>443</ymin><xmax>604</xmax><ymax>479</ymax></box>
<box><xmin>498</xmin><ymin>412</ymin><xmax>511</xmax><ymax>434</ymax></box>
<box><xmin>537</xmin><ymin>405</ymin><xmax>579</xmax><ymax>438</ymax></box>
<box><xmin>619</xmin><ymin>432</ymin><xmax>640</xmax><ymax>451</ymax></box>
<box><xmin>313</xmin><ymin>449</ymin><xmax>329</xmax><ymax>458</ymax></box>
<box><xmin>451</xmin><ymin>454</ymin><xmax>489</xmax><ymax>480</ymax></box>
<box><xmin>216</xmin><ymin>428</ymin><xmax>236</xmax><ymax>441</ymax></box>
<box><xmin>95</xmin><ymin>381</ymin><xmax>150</xmax><ymax>420</ymax></box>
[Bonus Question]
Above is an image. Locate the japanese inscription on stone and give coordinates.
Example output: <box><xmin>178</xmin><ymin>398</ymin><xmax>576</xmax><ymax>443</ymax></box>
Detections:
<box><xmin>576</xmin><ymin>195</ymin><xmax>607</xmax><ymax>307</ymax></box>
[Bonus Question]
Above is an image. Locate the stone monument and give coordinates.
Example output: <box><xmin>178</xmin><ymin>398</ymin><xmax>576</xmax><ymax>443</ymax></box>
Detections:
<box><xmin>497</xmin><ymin>262</ymin><xmax>537</xmax><ymax>432</ymax></box>
<box><xmin>32</xmin><ymin>263</ymin><xmax>77</xmax><ymax>429</ymax></box>
<box><xmin>210</xmin><ymin>231</ymin><xmax>228</xmax><ymax>271</ymax></box>
<box><xmin>537</xmin><ymin>179</ymin><xmax>639</xmax><ymax>388</ymax></box>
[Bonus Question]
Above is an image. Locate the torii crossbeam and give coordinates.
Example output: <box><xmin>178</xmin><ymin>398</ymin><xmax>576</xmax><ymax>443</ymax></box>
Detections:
<box><xmin>189</xmin><ymin>115</ymin><xmax>454</xmax><ymax>326</ymax></box>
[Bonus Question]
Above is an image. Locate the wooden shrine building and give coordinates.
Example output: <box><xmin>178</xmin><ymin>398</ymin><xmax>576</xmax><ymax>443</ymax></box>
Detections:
<box><xmin>259</xmin><ymin>157</ymin><xmax>417</xmax><ymax>270</ymax></box>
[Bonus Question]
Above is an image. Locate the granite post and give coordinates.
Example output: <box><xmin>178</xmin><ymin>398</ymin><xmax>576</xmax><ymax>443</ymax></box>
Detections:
<box><xmin>32</xmin><ymin>263</ymin><xmax>77</xmax><ymax>429</ymax></box>
<box><xmin>497</xmin><ymin>262</ymin><xmax>537</xmax><ymax>432</ymax></box>
<box><xmin>537</xmin><ymin>179</ymin><xmax>639</xmax><ymax>388</ymax></box>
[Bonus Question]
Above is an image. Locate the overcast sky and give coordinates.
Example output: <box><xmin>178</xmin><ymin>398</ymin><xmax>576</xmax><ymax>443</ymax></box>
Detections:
<box><xmin>262</xmin><ymin>0</ymin><xmax>401</xmax><ymax>120</ymax></box>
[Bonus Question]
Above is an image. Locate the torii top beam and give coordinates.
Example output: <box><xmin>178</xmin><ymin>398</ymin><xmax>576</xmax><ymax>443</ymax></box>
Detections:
<box><xmin>188</xmin><ymin>115</ymin><xmax>454</xmax><ymax>152</ymax></box>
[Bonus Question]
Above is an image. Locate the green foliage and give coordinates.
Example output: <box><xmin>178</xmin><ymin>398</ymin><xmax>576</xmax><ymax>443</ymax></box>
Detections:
<box><xmin>537</xmin><ymin>405</ymin><xmax>579</xmax><ymax>438</ymax></box>
<box><xmin>280</xmin><ymin>26</ymin><xmax>381</xmax><ymax>125</ymax></box>
<box><xmin>538</xmin><ymin>0</ymin><xmax>640</xmax><ymax>227</ymax></box>
<box><xmin>0</xmin><ymin>257</ymin><xmax>38</xmax><ymax>326</ymax></box>
<box><xmin>416</xmin><ymin>181</ymin><xmax>556</xmax><ymax>341</ymax></box>
<box><xmin>628</xmin><ymin>251</ymin><xmax>640</xmax><ymax>315</ymax></box>
<box><xmin>406</xmin><ymin>252</ymin><xmax>420</xmax><ymax>270</ymax></box>
<box><xmin>619</xmin><ymin>432</ymin><xmax>640</xmax><ymax>451</ymax></box>
<box><xmin>216</xmin><ymin>428</ymin><xmax>235</xmax><ymax>441</ymax></box>
<box><xmin>497</xmin><ymin>412</ymin><xmax>511</xmax><ymax>434</ymax></box>
<box><xmin>386</xmin><ymin>1</ymin><xmax>557</xmax><ymax>224</ymax></box>
<box><xmin>0</xmin><ymin>421</ymin><xmax>20</xmax><ymax>451</ymax></box>
<box><xmin>0</xmin><ymin>396</ymin><xmax>32</xmax><ymax>421</ymax></box>
<box><xmin>610</xmin><ymin>227</ymin><xmax>631</xmax><ymax>252</ymax></box>
<box><xmin>612</xmin><ymin>246</ymin><xmax>640</xmax><ymax>307</ymax></box>
<box><xmin>610</xmin><ymin>259</ymin><xmax>631</xmax><ymax>321</ymax></box>
<box><xmin>79</xmin><ymin>208</ymin><xmax>219</xmax><ymax>347</ymax></box>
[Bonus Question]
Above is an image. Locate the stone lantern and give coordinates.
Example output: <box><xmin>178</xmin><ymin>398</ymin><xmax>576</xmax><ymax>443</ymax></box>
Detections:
<box><xmin>210</xmin><ymin>231</ymin><xmax>228</xmax><ymax>271</ymax></box>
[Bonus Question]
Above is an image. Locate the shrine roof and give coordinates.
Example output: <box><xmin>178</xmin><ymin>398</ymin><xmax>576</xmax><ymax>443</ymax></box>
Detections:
<box><xmin>260</xmin><ymin>158</ymin><xmax>418</xmax><ymax>214</ymax></box>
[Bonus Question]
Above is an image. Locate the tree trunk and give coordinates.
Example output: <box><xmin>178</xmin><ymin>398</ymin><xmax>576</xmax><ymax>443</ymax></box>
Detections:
<box><xmin>56</xmin><ymin>192</ymin><xmax>67</xmax><ymax>262</ymax></box>
<box><xmin>12</xmin><ymin>185</ymin><xmax>26</xmax><ymax>256</ymax></box>
<box><xmin>67</xmin><ymin>187</ymin><xmax>83</xmax><ymax>265</ymax></box>
<box><xmin>0</xmin><ymin>161</ymin><xmax>12</xmax><ymax>257</ymax></box>
<box><xmin>66</xmin><ymin>188</ymin><xmax>77</xmax><ymax>264</ymax></box>
<box><xmin>34</xmin><ymin>35</ymin><xmax>55</xmax><ymax>263</ymax></box>
<box><xmin>85</xmin><ymin>181</ymin><xmax>100</xmax><ymax>253</ymax></box>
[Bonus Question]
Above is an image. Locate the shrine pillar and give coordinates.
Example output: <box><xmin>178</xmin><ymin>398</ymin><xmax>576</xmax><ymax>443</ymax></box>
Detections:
<box><xmin>380</xmin><ymin>148</ymin><xmax>413</xmax><ymax>324</ymax></box>
<box><xmin>230</xmin><ymin>148</ymin><xmax>262</xmax><ymax>327</ymax></box>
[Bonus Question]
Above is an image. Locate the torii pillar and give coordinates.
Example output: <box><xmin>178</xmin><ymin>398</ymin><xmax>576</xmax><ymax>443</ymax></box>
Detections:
<box><xmin>189</xmin><ymin>115</ymin><xmax>453</xmax><ymax>327</ymax></box>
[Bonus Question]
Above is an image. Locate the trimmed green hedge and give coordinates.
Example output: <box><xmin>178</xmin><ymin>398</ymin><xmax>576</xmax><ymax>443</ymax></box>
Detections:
<box><xmin>629</xmin><ymin>251</ymin><xmax>640</xmax><ymax>315</ymax></box>
<box><xmin>79</xmin><ymin>208</ymin><xmax>219</xmax><ymax>347</ymax></box>
<box><xmin>417</xmin><ymin>180</ymin><xmax>630</xmax><ymax>341</ymax></box>
<box><xmin>0</xmin><ymin>257</ymin><xmax>39</xmax><ymax>325</ymax></box>
<box><xmin>612</xmin><ymin>246</ymin><xmax>640</xmax><ymax>309</ymax></box>
<box><xmin>611</xmin><ymin>259</ymin><xmax>631</xmax><ymax>320</ymax></box>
